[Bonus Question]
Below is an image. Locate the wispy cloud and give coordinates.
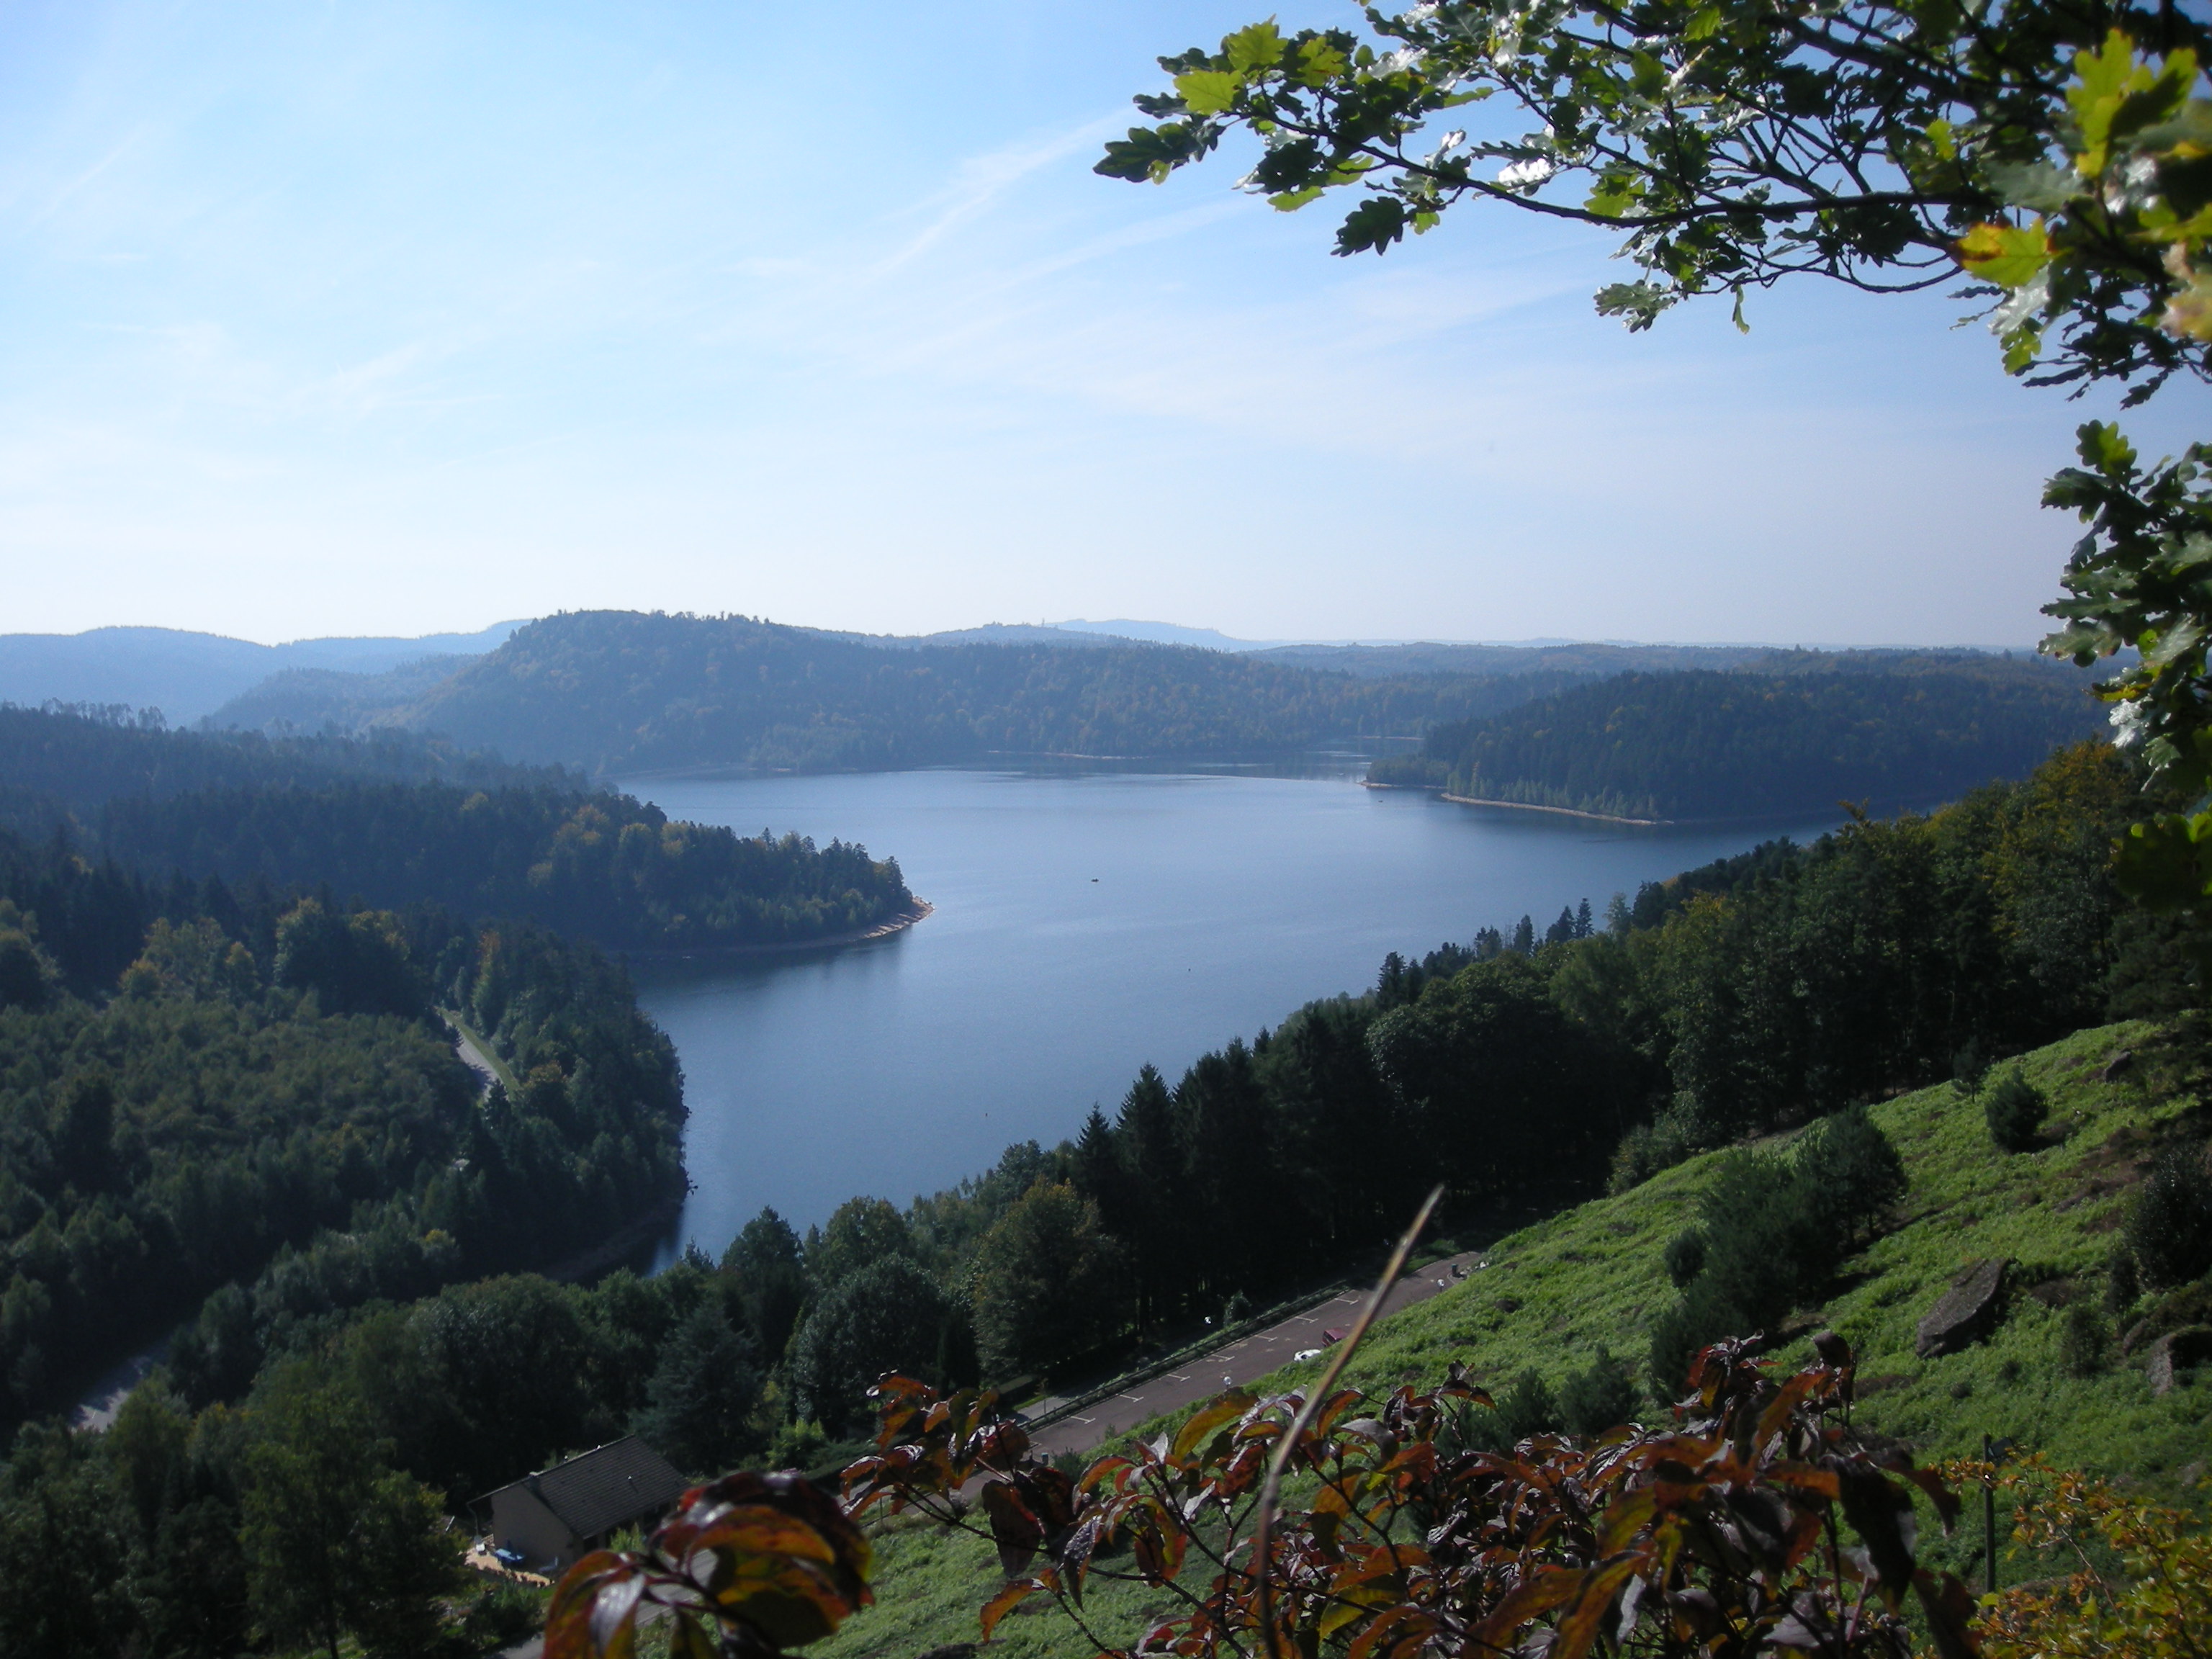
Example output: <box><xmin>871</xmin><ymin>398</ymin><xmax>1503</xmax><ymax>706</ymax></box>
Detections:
<box><xmin>0</xmin><ymin>0</ymin><xmax>2134</xmax><ymax>644</ymax></box>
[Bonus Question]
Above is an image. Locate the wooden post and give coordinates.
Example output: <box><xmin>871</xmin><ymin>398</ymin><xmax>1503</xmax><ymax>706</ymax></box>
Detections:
<box><xmin>1984</xmin><ymin>1432</ymin><xmax>1999</xmax><ymax>1595</ymax></box>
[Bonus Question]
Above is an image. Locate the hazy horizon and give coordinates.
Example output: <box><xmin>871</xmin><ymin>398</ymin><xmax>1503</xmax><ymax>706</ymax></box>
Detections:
<box><xmin>0</xmin><ymin>612</ymin><xmax>2049</xmax><ymax>656</ymax></box>
<box><xmin>6</xmin><ymin>3</ymin><xmax>2200</xmax><ymax>647</ymax></box>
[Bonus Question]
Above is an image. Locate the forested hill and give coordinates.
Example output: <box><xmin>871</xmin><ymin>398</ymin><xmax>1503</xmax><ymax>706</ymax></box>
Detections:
<box><xmin>0</xmin><ymin>820</ymin><xmax>688</xmax><ymax>1426</ymax></box>
<box><xmin>2</xmin><ymin>706</ymin><xmax>915</xmax><ymax>953</ymax></box>
<box><xmin>0</xmin><ymin>702</ymin><xmax>569</xmax><ymax>827</ymax></box>
<box><xmin>1369</xmin><ymin>657</ymin><xmax>2106</xmax><ymax>820</ymax></box>
<box><xmin>373</xmin><ymin>611</ymin><xmax>1556</xmax><ymax>773</ymax></box>
<box><xmin>99</xmin><ymin>783</ymin><xmax>914</xmax><ymax>952</ymax></box>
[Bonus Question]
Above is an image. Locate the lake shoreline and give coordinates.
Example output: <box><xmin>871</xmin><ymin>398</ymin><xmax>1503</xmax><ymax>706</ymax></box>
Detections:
<box><xmin>1359</xmin><ymin>780</ymin><xmax>1670</xmax><ymax>827</ymax></box>
<box><xmin>623</xmin><ymin>899</ymin><xmax>934</xmax><ymax>963</ymax></box>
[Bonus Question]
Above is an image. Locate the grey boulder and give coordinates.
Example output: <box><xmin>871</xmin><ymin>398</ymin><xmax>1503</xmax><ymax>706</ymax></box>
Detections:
<box><xmin>1915</xmin><ymin>1259</ymin><xmax>2009</xmax><ymax>1359</ymax></box>
<box><xmin>2145</xmin><ymin>1326</ymin><xmax>2212</xmax><ymax>1396</ymax></box>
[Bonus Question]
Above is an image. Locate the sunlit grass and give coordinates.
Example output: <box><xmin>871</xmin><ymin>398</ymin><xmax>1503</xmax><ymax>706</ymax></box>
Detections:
<box><xmin>822</xmin><ymin>1020</ymin><xmax>2211</xmax><ymax>1655</ymax></box>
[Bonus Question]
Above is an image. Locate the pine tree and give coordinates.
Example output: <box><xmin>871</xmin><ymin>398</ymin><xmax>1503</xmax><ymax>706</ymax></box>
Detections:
<box><xmin>1115</xmin><ymin>1066</ymin><xmax>1184</xmax><ymax>1326</ymax></box>
<box><xmin>632</xmin><ymin>1303</ymin><xmax>763</xmax><ymax>1476</ymax></box>
<box><xmin>721</xmin><ymin>1208</ymin><xmax>806</xmax><ymax>1359</ymax></box>
<box><xmin>1512</xmin><ymin>915</ymin><xmax>1535</xmax><ymax>956</ymax></box>
<box><xmin>1071</xmin><ymin>1107</ymin><xmax>1136</xmax><ymax>1249</ymax></box>
<box><xmin>1377</xmin><ymin>951</ymin><xmax>1408</xmax><ymax>1006</ymax></box>
<box><xmin>1575</xmin><ymin>898</ymin><xmax>1594</xmax><ymax>938</ymax></box>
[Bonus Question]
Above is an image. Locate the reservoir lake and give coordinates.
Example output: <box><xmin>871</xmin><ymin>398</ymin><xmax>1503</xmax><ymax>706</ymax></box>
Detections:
<box><xmin>624</xmin><ymin>761</ymin><xmax>1838</xmax><ymax>1262</ymax></box>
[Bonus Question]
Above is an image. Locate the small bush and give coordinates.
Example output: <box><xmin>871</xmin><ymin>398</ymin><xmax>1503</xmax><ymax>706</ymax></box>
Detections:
<box><xmin>1493</xmin><ymin>1369</ymin><xmax>1561</xmax><ymax>1442</ymax></box>
<box><xmin>1696</xmin><ymin>1154</ymin><xmax>1824</xmax><ymax>1321</ymax></box>
<box><xmin>766</xmin><ymin>1418</ymin><xmax>829</xmax><ymax>1471</ymax></box>
<box><xmin>1648</xmin><ymin>1112</ymin><xmax>1905</xmax><ymax>1388</ymax></box>
<box><xmin>2105</xmin><ymin>1246</ymin><xmax>2140</xmax><ymax>1317</ymax></box>
<box><xmin>1607</xmin><ymin>1095</ymin><xmax>1715</xmax><ymax>1192</ymax></box>
<box><xmin>1794</xmin><ymin>1107</ymin><xmax>1907</xmax><ymax>1244</ymax></box>
<box><xmin>457</xmin><ymin>1584</ymin><xmax>541</xmax><ymax>1650</ymax></box>
<box><xmin>1663</xmin><ymin>1231</ymin><xmax>1707</xmax><ymax>1287</ymax></box>
<box><xmin>2124</xmin><ymin>1143</ymin><xmax>2212</xmax><ymax>1289</ymax></box>
<box><xmin>1559</xmin><ymin>1347</ymin><xmax>1641</xmax><ymax>1436</ymax></box>
<box><xmin>1984</xmin><ymin>1069</ymin><xmax>2048</xmax><ymax>1152</ymax></box>
<box><xmin>1609</xmin><ymin>1124</ymin><xmax>1660</xmax><ymax>1192</ymax></box>
<box><xmin>2125</xmin><ymin>1278</ymin><xmax>2212</xmax><ymax>1351</ymax></box>
<box><xmin>1950</xmin><ymin>1038</ymin><xmax>1990</xmax><ymax>1097</ymax></box>
<box><xmin>2059</xmin><ymin>1303</ymin><xmax>2112</xmax><ymax>1377</ymax></box>
<box><xmin>1648</xmin><ymin>1276</ymin><xmax>1747</xmax><ymax>1396</ymax></box>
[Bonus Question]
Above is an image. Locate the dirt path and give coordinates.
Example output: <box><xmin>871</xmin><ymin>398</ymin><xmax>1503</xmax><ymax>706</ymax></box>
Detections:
<box><xmin>1027</xmin><ymin>1251</ymin><xmax>1480</xmax><ymax>1460</ymax></box>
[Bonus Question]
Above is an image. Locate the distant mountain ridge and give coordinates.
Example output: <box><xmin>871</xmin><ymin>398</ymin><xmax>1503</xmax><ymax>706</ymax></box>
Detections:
<box><xmin>1055</xmin><ymin>619</ymin><xmax>1282</xmax><ymax>650</ymax></box>
<box><xmin>0</xmin><ymin>621</ymin><xmax>523</xmax><ymax>724</ymax></box>
<box><xmin>204</xmin><ymin>628</ymin><xmax>1959</xmax><ymax>729</ymax></box>
<box><xmin>335</xmin><ymin>610</ymin><xmax>1560</xmax><ymax>774</ymax></box>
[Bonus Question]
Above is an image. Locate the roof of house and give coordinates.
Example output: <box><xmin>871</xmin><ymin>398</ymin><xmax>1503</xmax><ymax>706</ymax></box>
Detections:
<box><xmin>487</xmin><ymin>1436</ymin><xmax>690</xmax><ymax>1542</ymax></box>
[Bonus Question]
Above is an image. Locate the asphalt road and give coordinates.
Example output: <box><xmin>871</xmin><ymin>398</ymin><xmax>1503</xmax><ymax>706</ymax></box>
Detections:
<box><xmin>1027</xmin><ymin>1251</ymin><xmax>1481</xmax><ymax>1460</ymax></box>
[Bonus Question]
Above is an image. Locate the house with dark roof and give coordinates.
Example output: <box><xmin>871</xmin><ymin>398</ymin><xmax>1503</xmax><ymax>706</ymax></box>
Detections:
<box><xmin>482</xmin><ymin>1436</ymin><xmax>690</xmax><ymax>1570</ymax></box>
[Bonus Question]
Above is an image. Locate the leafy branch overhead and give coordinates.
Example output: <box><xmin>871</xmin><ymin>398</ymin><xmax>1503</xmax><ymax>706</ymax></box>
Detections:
<box><xmin>2044</xmin><ymin>421</ymin><xmax>2212</xmax><ymax>909</ymax></box>
<box><xmin>1100</xmin><ymin>8</ymin><xmax>2212</xmax><ymax>398</ymax></box>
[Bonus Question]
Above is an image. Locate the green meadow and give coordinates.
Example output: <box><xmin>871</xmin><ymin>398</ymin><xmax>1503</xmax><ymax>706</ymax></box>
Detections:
<box><xmin>819</xmin><ymin>1020</ymin><xmax>2212</xmax><ymax>1658</ymax></box>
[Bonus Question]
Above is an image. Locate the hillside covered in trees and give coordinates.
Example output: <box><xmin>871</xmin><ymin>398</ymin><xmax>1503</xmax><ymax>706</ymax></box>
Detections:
<box><xmin>0</xmin><ymin>822</ymin><xmax>688</xmax><ymax>1429</ymax></box>
<box><xmin>12</xmin><ymin>738</ymin><xmax>2209</xmax><ymax>1658</ymax></box>
<box><xmin>195</xmin><ymin>616</ymin><xmax>2105</xmax><ymax>823</ymax></box>
<box><xmin>240</xmin><ymin>610</ymin><xmax>1581</xmax><ymax>773</ymax></box>
<box><xmin>1</xmin><ymin>706</ymin><xmax>917</xmax><ymax>953</ymax></box>
<box><xmin>0</xmin><ymin>702</ymin><xmax>568</xmax><ymax>831</ymax></box>
<box><xmin>1369</xmin><ymin>655</ymin><xmax>2105</xmax><ymax>819</ymax></box>
<box><xmin>99</xmin><ymin>784</ymin><xmax>914</xmax><ymax>953</ymax></box>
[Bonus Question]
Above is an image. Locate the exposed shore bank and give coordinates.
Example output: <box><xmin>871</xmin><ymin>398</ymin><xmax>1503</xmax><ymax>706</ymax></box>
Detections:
<box><xmin>1359</xmin><ymin>779</ymin><xmax>1669</xmax><ymax>827</ymax></box>
<box><xmin>624</xmin><ymin>899</ymin><xmax>934</xmax><ymax>963</ymax></box>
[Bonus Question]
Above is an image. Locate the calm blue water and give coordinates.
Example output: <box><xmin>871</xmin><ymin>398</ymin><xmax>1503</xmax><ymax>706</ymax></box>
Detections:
<box><xmin>624</xmin><ymin>761</ymin><xmax>1838</xmax><ymax>1261</ymax></box>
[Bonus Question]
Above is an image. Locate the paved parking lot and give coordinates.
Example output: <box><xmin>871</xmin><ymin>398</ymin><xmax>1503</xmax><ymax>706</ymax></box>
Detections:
<box><xmin>1028</xmin><ymin>1251</ymin><xmax>1480</xmax><ymax>1460</ymax></box>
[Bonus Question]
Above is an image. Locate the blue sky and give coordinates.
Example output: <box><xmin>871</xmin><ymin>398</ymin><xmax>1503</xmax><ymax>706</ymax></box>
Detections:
<box><xmin>1</xmin><ymin>0</ymin><xmax>2203</xmax><ymax>647</ymax></box>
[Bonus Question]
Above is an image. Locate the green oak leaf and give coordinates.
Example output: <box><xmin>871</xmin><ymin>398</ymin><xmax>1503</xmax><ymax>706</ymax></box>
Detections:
<box><xmin>1174</xmin><ymin>69</ymin><xmax>1241</xmax><ymax>117</ymax></box>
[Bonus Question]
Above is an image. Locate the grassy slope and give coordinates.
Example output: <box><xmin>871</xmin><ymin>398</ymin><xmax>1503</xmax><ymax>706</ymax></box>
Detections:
<box><xmin>1341</xmin><ymin>1020</ymin><xmax>2208</xmax><ymax>1483</ymax></box>
<box><xmin>819</xmin><ymin>1020</ymin><xmax>2211</xmax><ymax>1658</ymax></box>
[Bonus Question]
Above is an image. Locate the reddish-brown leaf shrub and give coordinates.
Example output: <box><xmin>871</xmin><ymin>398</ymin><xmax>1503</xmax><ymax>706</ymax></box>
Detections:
<box><xmin>541</xmin><ymin>1470</ymin><xmax>872</xmax><ymax>1658</ymax></box>
<box><xmin>840</xmin><ymin>1334</ymin><xmax>1980</xmax><ymax>1659</ymax></box>
<box><xmin>547</xmin><ymin>1336</ymin><xmax>1981</xmax><ymax>1658</ymax></box>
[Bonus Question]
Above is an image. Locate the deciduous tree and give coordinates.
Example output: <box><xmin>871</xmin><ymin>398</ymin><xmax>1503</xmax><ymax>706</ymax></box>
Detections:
<box><xmin>970</xmin><ymin>1180</ymin><xmax>1124</xmax><ymax>1380</ymax></box>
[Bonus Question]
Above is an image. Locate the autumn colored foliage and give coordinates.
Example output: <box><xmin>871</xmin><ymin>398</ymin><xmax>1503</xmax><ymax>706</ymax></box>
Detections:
<box><xmin>1964</xmin><ymin>1456</ymin><xmax>2212</xmax><ymax>1659</ymax></box>
<box><xmin>542</xmin><ymin>1471</ymin><xmax>873</xmax><ymax>1659</ymax></box>
<box><xmin>552</xmin><ymin>1333</ymin><xmax>1984</xmax><ymax>1658</ymax></box>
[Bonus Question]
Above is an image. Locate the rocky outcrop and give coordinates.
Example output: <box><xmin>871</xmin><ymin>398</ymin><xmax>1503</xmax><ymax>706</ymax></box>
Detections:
<box><xmin>2145</xmin><ymin>1326</ymin><xmax>2212</xmax><ymax>1396</ymax></box>
<box><xmin>1915</xmin><ymin>1259</ymin><xmax>2008</xmax><ymax>1359</ymax></box>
